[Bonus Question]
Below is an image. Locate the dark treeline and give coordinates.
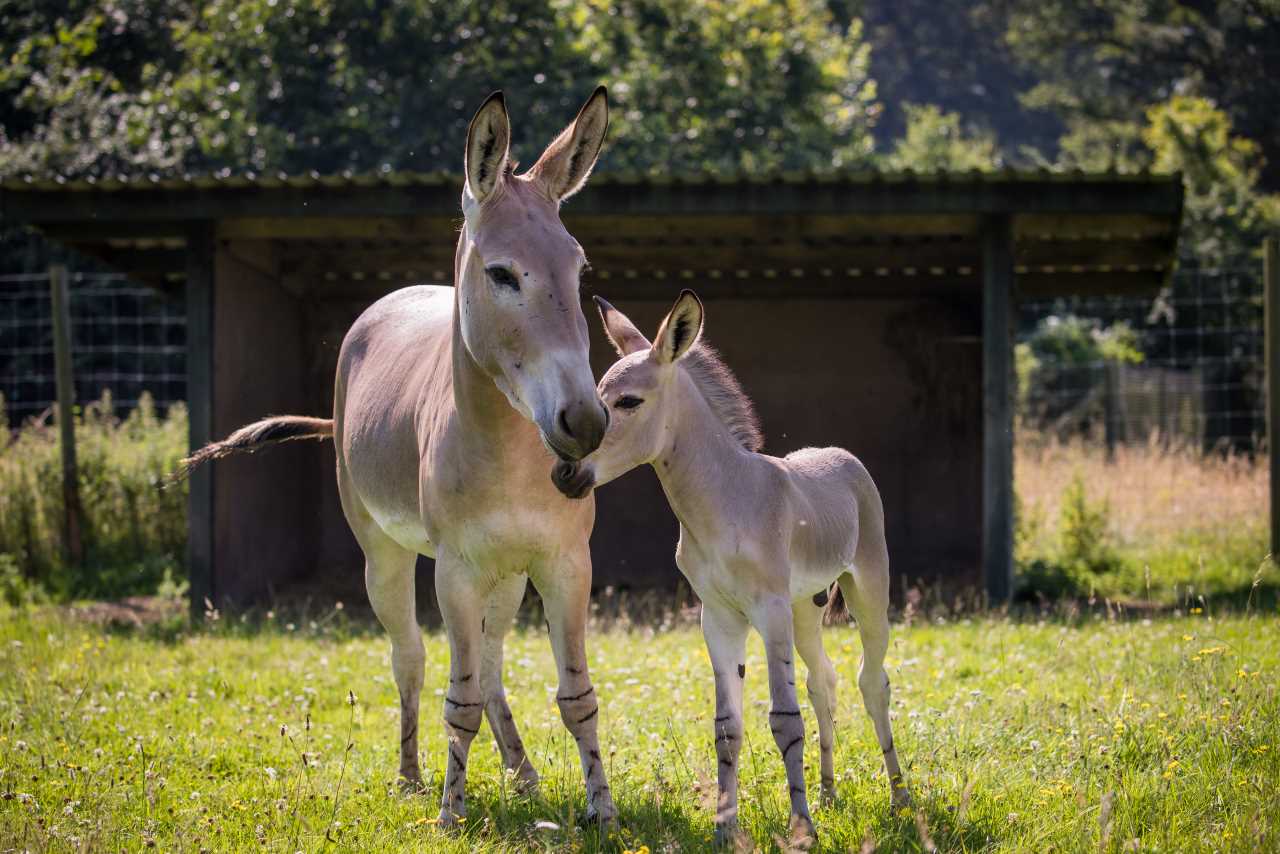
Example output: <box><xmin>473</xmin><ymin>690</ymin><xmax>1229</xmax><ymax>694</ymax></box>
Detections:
<box><xmin>2</xmin><ymin>0</ymin><xmax>1277</xmax><ymax>262</ymax></box>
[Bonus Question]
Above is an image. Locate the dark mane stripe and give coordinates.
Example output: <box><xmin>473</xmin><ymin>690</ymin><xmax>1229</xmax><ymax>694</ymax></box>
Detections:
<box><xmin>682</xmin><ymin>340</ymin><xmax>765</xmax><ymax>452</ymax></box>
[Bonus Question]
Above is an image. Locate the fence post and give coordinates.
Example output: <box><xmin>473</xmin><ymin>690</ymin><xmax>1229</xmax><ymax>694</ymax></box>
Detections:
<box><xmin>49</xmin><ymin>265</ymin><xmax>84</xmax><ymax>566</ymax></box>
<box><xmin>1266</xmin><ymin>236</ymin><xmax>1279</xmax><ymax>559</ymax></box>
<box><xmin>982</xmin><ymin>214</ymin><xmax>1015</xmax><ymax>602</ymax></box>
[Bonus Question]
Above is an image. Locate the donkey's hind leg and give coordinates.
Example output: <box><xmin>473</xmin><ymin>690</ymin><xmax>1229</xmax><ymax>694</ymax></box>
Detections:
<box><xmin>839</xmin><ymin>561</ymin><xmax>911</xmax><ymax>811</ymax></box>
<box><xmin>792</xmin><ymin>599</ymin><xmax>838</xmax><ymax>804</ymax></box>
<box><xmin>361</xmin><ymin>532</ymin><xmax>425</xmax><ymax>788</ymax></box>
<box><xmin>480</xmin><ymin>574</ymin><xmax>540</xmax><ymax>792</ymax></box>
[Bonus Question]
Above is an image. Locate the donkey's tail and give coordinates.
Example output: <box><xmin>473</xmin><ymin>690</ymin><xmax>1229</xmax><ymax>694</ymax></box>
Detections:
<box><xmin>173</xmin><ymin>416</ymin><xmax>334</xmax><ymax>481</ymax></box>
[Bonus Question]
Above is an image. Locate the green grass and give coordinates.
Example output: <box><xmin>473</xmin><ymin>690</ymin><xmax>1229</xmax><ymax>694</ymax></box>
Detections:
<box><xmin>0</xmin><ymin>605</ymin><xmax>1277</xmax><ymax>852</ymax></box>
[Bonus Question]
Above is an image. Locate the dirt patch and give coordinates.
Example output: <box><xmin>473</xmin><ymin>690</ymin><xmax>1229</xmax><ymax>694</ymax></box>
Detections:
<box><xmin>66</xmin><ymin>595</ymin><xmax>184</xmax><ymax>628</ymax></box>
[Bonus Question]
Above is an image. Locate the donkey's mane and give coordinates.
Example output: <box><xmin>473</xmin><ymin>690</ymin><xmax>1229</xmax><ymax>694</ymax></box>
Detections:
<box><xmin>682</xmin><ymin>340</ymin><xmax>765</xmax><ymax>452</ymax></box>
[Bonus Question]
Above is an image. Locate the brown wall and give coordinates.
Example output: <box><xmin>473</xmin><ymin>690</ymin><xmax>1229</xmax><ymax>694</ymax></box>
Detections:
<box><xmin>210</xmin><ymin>243</ymin><xmax>325</xmax><ymax>604</ymax></box>
<box><xmin>258</xmin><ymin>289</ymin><xmax>982</xmax><ymax>604</ymax></box>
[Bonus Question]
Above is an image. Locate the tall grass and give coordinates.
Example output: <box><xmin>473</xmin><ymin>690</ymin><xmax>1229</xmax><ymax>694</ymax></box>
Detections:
<box><xmin>1015</xmin><ymin>434</ymin><xmax>1271</xmax><ymax>604</ymax></box>
<box><xmin>0</xmin><ymin>392</ymin><xmax>187</xmax><ymax>602</ymax></box>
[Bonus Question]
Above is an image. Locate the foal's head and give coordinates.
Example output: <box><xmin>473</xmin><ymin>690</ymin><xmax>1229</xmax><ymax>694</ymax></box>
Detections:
<box><xmin>456</xmin><ymin>88</ymin><xmax>611</xmax><ymax>461</ymax></box>
<box><xmin>554</xmin><ymin>289</ymin><xmax>755</xmax><ymax>498</ymax></box>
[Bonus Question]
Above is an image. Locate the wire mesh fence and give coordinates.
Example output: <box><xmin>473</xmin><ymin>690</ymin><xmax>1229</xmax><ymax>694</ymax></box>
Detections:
<box><xmin>0</xmin><ymin>262</ymin><xmax>1269</xmax><ymax>453</ymax></box>
<box><xmin>1016</xmin><ymin>263</ymin><xmax>1265</xmax><ymax>453</ymax></box>
<box><xmin>0</xmin><ymin>272</ymin><xmax>186</xmax><ymax>423</ymax></box>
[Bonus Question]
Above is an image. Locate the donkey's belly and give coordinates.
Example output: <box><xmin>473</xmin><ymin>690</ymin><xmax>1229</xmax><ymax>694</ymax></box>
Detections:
<box><xmin>365</xmin><ymin>500</ymin><xmax>435</xmax><ymax>557</ymax></box>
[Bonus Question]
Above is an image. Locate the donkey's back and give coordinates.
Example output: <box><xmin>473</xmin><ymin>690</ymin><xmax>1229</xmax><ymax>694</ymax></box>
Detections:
<box><xmin>781</xmin><ymin>446</ymin><xmax>886</xmax><ymax>586</ymax></box>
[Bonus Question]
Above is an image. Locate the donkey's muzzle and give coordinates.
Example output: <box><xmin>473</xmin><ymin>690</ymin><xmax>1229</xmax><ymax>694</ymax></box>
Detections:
<box><xmin>551</xmin><ymin>460</ymin><xmax>595</xmax><ymax>500</ymax></box>
<box><xmin>548</xmin><ymin>399</ymin><xmax>609</xmax><ymax>461</ymax></box>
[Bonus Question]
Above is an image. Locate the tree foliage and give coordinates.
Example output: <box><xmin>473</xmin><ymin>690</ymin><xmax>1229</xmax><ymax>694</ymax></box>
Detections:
<box><xmin>0</xmin><ymin>0</ymin><xmax>877</xmax><ymax>179</ymax></box>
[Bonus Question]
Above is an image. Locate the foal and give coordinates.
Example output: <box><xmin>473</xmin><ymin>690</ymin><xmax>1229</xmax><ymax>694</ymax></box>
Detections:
<box><xmin>553</xmin><ymin>291</ymin><xmax>911</xmax><ymax>840</ymax></box>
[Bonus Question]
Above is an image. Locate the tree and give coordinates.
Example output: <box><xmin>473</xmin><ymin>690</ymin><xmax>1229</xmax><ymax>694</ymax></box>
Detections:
<box><xmin>1</xmin><ymin>0</ymin><xmax>879</xmax><ymax>179</ymax></box>
<box><xmin>884</xmin><ymin>103</ymin><xmax>1000</xmax><ymax>172</ymax></box>
<box><xmin>1003</xmin><ymin>0</ymin><xmax>1280</xmax><ymax>191</ymax></box>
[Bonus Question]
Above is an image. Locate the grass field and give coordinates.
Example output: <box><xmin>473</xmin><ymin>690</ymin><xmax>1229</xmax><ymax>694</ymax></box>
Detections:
<box><xmin>1</xmin><ymin>604</ymin><xmax>1277</xmax><ymax>853</ymax></box>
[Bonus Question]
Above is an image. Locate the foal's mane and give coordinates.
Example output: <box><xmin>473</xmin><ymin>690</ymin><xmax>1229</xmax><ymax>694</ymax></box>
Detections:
<box><xmin>681</xmin><ymin>341</ymin><xmax>765</xmax><ymax>452</ymax></box>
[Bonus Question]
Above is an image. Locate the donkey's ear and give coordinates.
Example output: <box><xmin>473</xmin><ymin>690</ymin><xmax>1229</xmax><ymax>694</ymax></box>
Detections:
<box><xmin>528</xmin><ymin>85</ymin><xmax>609</xmax><ymax>202</ymax></box>
<box><xmin>464</xmin><ymin>91</ymin><xmax>510</xmax><ymax>204</ymax></box>
<box><xmin>595</xmin><ymin>295</ymin><xmax>651</xmax><ymax>356</ymax></box>
<box><xmin>652</xmin><ymin>290</ymin><xmax>704</xmax><ymax>364</ymax></box>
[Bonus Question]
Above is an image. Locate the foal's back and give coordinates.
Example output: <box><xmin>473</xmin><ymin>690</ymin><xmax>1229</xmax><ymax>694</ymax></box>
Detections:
<box><xmin>781</xmin><ymin>446</ymin><xmax>883</xmax><ymax>579</ymax></box>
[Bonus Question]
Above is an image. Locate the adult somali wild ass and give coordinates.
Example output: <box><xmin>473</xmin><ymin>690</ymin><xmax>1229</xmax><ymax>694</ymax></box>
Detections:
<box><xmin>551</xmin><ymin>291</ymin><xmax>911</xmax><ymax>841</ymax></box>
<box><xmin>183</xmin><ymin>89</ymin><xmax>618</xmax><ymax>826</ymax></box>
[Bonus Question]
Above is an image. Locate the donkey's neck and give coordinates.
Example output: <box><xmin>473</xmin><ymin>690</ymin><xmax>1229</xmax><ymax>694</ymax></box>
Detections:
<box><xmin>652</xmin><ymin>371</ymin><xmax>757</xmax><ymax>538</ymax></box>
<box><xmin>449</xmin><ymin>241</ymin><xmax>530</xmax><ymax>443</ymax></box>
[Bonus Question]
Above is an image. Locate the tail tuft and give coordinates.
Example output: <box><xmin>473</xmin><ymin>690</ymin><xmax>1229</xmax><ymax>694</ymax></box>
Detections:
<box><xmin>170</xmin><ymin>416</ymin><xmax>333</xmax><ymax>483</ymax></box>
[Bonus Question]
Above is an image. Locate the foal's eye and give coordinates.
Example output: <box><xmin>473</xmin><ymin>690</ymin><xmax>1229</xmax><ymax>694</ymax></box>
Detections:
<box><xmin>614</xmin><ymin>395</ymin><xmax>644</xmax><ymax>411</ymax></box>
<box><xmin>486</xmin><ymin>265</ymin><xmax>520</xmax><ymax>291</ymax></box>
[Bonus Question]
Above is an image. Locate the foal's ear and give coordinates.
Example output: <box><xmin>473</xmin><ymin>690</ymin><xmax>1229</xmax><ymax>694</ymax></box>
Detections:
<box><xmin>528</xmin><ymin>85</ymin><xmax>609</xmax><ymax>202</ymax></box>
<box><xmin>652</xmin><ymin>290</ymin><xmax>704</xmax><ymax>364</ymax></box>
<box><xmin>595</xmin><ymin>296</ymin><xmax>651</xmax><ymax>356</ymax></box>
<box><xmin>464</xmin><ymin>91</ymin><xmax>511</xmax><ymax>204</ymax></box>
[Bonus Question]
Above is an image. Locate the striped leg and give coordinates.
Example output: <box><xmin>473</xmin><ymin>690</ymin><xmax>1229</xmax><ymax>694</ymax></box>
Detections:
<box><xmin>840</xmin><ymin>568</ymin><xmax>911</xmax><ymax>810</ymax></box>
<box><xmin>434</xmin><ymin>554</ymin><xmax>486</xmax><ymax>826</ymax></box>
<box><xmin>701</xmin><ymin>603</ymin><xmax>749</xmax><ymax>846</ymax></box>
<box><xmin>361</xmin><ymin>535</ymin><xmax>424</xmax><ymax>788</ymax></box>
<box><xmin>793</xmin><ymin>599</ymin><xmax>838</xmax><ymax>804</ymax></box>
<box><xmin>480</xmin><ymin>574</ymin><xmax>539</xmax><ymax>792</ymax></box>
<box><xmin>537</xmin><ymin>549</ymin><xmax>617</xmax><ymax>825</ymax></box>
<box><xmin>757</xmin><ymin>597</ymin><xmax>815</xmax><ymax>838</ymax></box>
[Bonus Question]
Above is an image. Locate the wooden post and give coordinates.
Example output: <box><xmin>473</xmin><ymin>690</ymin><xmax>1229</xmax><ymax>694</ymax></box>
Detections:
<box><xmin>983</xmin><ymin>214</ymin><xmax>1015</xmax><ymax>602</ymax></box>
<box><xmin>186</xmin><ymin>223</ymin><xmax>216</xmax><ymax>615</ymax></box>
<box><xmin>1266</xmin><ymin>236</ymin><xmax>1279</xmax><ymax>559</ymax></box>
<box><xmin>49</xmin><ymin>265</ymin><xmax>84</xmax><ymax>566</ymax></box>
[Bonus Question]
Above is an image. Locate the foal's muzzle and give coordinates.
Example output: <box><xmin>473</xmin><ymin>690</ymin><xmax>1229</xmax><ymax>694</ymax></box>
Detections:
<box><xmin>551</xmin><ymin>460</ymin><xmax>595</xmax><ymax>500</ymax></box>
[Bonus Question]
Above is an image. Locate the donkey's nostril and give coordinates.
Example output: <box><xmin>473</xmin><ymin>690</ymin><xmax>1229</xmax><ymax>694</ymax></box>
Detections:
<box><xmin>558</xmin><ymin>407</ymin><xmax>575</xmax><ymax>439</ymax></box>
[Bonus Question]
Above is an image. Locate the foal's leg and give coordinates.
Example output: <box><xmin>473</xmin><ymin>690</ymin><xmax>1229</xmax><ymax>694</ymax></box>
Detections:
<box><xmin>701</xmin><ymin>603</ymin><xmax>749</xmax><ymax>846</ymax></box>
<box><xmin>535</xmin><ymin>548</ymin><xmax>618</xmax><ymax>825</ymax></box>
<box><xmin>792</xmin><ymin>599</ymin><xmax>838</xmax><ymax>804</ymax></box>
<box><xmin>479</xmin><ymin>574</ymin><xmax>540</xmax><ymax>791</ymax></box>
<box><xmin>839</xmin><ymin>565</ymin><xmax>911</xmax><ymax>810</ymax></box>
<box><xmin>756</xmin><ymin>596</ymin><xmax>815</xmax><ymax>836</ymax></box>
<box><xmin>434</xmin><ymin>552</ymin><xmax>487</xmax><ymax>825</ymax></box>
<box><xmin>361</xmin><ymin>535</ymin><xmax>425</xmax><ymax>787</ymax></box>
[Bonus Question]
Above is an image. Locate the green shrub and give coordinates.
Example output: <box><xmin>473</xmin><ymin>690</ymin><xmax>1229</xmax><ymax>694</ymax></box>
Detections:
<box><xmin>1017</xmin><ymin>471</ymin><xmax>1126</xmax><ymax>599</ymax></box>
<box><xmin>1057</xmin><ymin>472</ymin><xmax>1124</xmax><ymax>576</ymax></box>
<box><xmin>0</xmin><ymin>392</ymin><xmax>187</xmax><ymax>601</ymax></box>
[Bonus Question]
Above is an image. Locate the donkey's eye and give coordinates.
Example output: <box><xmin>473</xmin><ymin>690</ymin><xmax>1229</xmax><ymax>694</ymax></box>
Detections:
<box><xmin>614</xmin><ymin>395</ymin><xmax>644</xmax><ymax>411</ymax></box>
<box><xmin>486</xmin><ymin>265</ymin><xmax>520</xmax><ymax>291</ymax></box>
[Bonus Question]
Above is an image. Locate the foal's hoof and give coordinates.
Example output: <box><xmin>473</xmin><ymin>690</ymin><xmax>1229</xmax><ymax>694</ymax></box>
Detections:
<box><xmin>890</xmin><ymin>785</ymin><xmax>914</xmax><ymax>813</ymax></box>
<box><xmin>581</xmin><ymin>803</ymin><xmax>620</xmax><ymax>831</ymax></box>
<box><xmin>787</xmin><ymin>813</ymin><xmax>817</xmax><ymax>849</ymax></box>
<box><xmin>819</xmin><ymin>782</ymin><xmax>837</xmax><ymax>808</ymax></box>
<box><xmin>397</xmin><ymin>775</ymin><xmax>426</xmax><ymax>795</ymax></box>
<box><xmin>436</xmin><ymin>807</ymin><xmax>465</xmax><ymax>829</ymax></box>
<box><xmin>713</xmin><ymin>821</ymin><xmax>741</xmax><ymax>849</ymax></box>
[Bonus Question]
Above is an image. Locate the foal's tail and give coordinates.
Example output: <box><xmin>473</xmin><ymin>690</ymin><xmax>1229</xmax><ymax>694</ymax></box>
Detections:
<box><xmin>172</xmin><ymin>416</ymin><xmax>334</xmax><ymax>481</ymax></box>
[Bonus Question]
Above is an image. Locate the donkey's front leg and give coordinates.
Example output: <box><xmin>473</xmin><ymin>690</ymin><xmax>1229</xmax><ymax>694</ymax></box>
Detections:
<box><xmin>701</xmin><ymin>603</ymin><xmax>750</xmax><ymax>846</ymax></box>
<box><xmin>480</xmin><ymin>573</ymin><xmax>540</xmax><ymax>792</ymax></box>
<box><xmin>434</xmin><ymin>553</ymin><xmax>486</xmax><ymax>826</ymax></box>
<box><xmin>757</xmin><ymin>596</ymin><xmax>815</xmax><ymax>839</ymax></box>
<box><xmin>537</xmin><ymin>548</ymin><xmax>618</xmax><ymax>826</ymax></box>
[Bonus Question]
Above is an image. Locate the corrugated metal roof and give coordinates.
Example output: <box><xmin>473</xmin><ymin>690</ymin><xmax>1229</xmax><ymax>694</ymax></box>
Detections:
<box><xmin>0</xmin><ymin>166</ymin><xmax>1181</xmax><ymax>193</ymax></box>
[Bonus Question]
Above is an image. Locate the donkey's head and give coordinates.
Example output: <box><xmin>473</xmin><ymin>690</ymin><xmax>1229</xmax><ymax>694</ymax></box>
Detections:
<box><xmin>552</xmin><ymin>290</ymin><xmax>706</xmax><ymax>498</ymax></box>
<box><xmin>456</xmin><ymin>88</ymin><xmax>611</xmax><ymax>461</ymax></box>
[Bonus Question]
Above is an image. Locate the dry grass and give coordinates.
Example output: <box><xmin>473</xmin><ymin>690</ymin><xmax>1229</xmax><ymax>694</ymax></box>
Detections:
<box><xmin>1014</xmin><ymin>434</ymin><xmax>1272</xmax><ymax>604</ymax></box>
<box><xmin>1015</xmin><ymin>435</ymin><xmax>1266</xmax><ymax>548</ymax></box>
